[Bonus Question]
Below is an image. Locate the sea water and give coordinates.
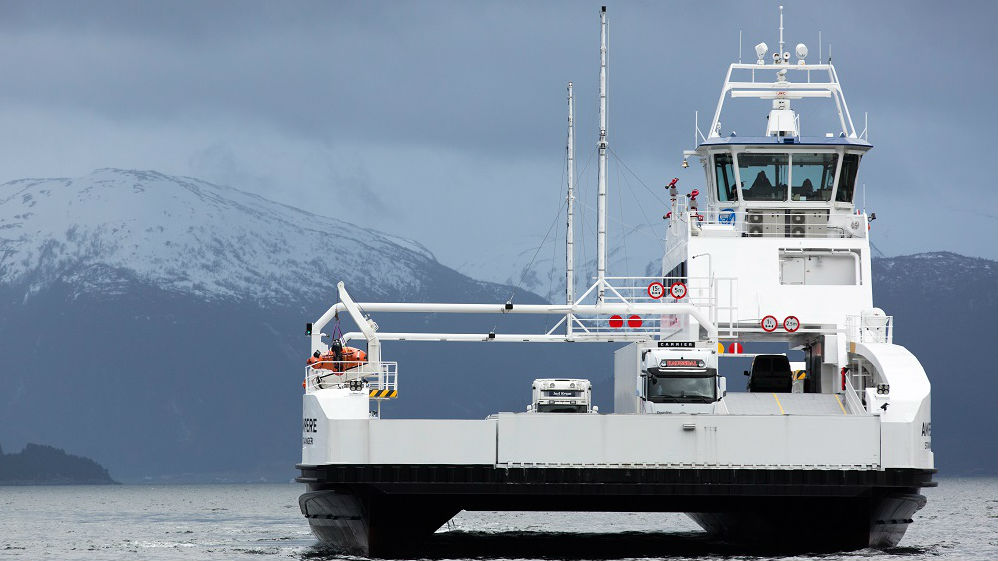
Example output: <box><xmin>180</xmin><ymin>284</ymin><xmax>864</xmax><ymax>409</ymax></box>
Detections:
<box><xmin>0</xmin><ymin>477</ymin><xmax>994</xmax><ymax>560</ymax></box>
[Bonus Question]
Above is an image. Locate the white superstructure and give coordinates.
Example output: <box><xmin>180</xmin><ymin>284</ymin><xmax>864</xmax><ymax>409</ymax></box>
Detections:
<box><xmin>296</xmin><ymin>7</ymin><xmax>934</xmax><ymax>556</ymax></box>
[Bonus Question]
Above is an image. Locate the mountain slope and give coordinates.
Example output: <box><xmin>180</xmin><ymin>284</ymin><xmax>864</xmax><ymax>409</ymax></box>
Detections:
<box><xmin>871</xmin><ymin>252</ymin><xmax>997</xmax><ymax>476</ymax></box>
<box><xmin>0</xmin><ymin>168</ymin><xmax>507</xmax><ymax>304</ymax></box>
<box><xmin>0</xmin><ymin>169</ymin><xmax>566</xmax><ymax>481</ymax></box>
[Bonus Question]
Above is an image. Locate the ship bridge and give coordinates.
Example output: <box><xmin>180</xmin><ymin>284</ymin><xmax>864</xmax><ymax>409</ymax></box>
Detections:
<box><xmin>664</xmin><ymin>34</ymin><xmax>878</xmax><ymax>341</ymax></box>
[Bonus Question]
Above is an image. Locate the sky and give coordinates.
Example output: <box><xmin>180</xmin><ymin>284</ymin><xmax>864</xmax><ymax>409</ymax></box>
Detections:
<box><xmin>0</xmin><ymin>0</ymin><xmax>995</xmax><ymax>283</ymax></box>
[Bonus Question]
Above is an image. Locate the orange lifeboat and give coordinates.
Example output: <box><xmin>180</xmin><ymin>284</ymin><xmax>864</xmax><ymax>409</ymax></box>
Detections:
<box><xmin>307</xmin><ymin>346</ymin><xmax>368</xmax><ymax>375</ymax></box>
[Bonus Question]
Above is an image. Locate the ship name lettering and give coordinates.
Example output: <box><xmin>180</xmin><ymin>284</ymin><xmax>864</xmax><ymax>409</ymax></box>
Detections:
<box><xmin>303</xmin><ymin>418</ymin><xmax>318</xmax><ymax>433</ymax></box>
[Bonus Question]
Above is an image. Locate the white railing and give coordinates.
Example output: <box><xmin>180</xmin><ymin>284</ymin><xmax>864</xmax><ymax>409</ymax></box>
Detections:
<box><xmin>846</xmin><ymin>314</ymin><xmax>893</xmax><ymax>344</ymax></box>
<box><xmin>305</xmin><ymin>360</ymin><xmax>398</xmax><ymax>394</ymax></box>
<box><xmin>670</xmin><ymin>198</ymin><xmax>868</xmax><ymax>239</ymax></box>
<box><xmin>560</xmin><ymin>275</ymin><xmax>738</xmax><ymax>339</ymax></box>
<box><xmin>842</xmin><ymin>375</ymin><xmax>867</xmax><ymax>415</ymax></box>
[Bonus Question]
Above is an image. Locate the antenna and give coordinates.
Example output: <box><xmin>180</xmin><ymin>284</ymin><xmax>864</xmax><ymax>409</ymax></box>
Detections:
<box><xmin>596</xmin><ymin>5</ymin><xmax>608</xmax><ymax>302</ymax></box>
<box><xmin>738</xmin><ymin>29</ymin><xmax>742</xmax><ymax>63</ymax></box>
<box><xmin>694</xmin><ymin>110</ymin><xmax>699</xmax><ymax>146</ymax></box>
<box><xmin>778</xmin><ymin>5</ymin><xmax>784</xmax><ymax>62</ymax></box>
<box><xmin>828</xmin><ymin>43</ymin><xmax>832</xmax><ymax>63</ymax></box>
<box><xmin>566</xmin><ymin>82</ymin><xmax>576</xmax><ymax>309</ymax></box>
<box><xmin>818</xmin><ymin>31</ymin><xmax>822</xmax><ymax>63</ymax></box>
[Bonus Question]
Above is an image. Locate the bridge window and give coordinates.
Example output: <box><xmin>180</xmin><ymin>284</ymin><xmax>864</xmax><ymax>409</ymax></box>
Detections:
<box><xmin>791</xmin><ymin>153</ymin><xmax>837</xmax><ymax>201</ymax></box>
<box><xmin>738</xmin><ymin>153</ymin><xmax>788</xmax><ymax>201</ymax></box>
<box><xmin>836</xmin><ymin>153</ymin><xmax>861</xmax><ymax>202</ymax></box>
<box><xmin>713</xmin><ymin>153</ymin><xmax>737</xmax><ymax>202</ymax></box>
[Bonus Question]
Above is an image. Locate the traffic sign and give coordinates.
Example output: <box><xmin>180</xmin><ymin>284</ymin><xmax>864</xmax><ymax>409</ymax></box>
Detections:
<box><xmin>669</xmin><ymin>281</ymin><xmax>688</xmax><ymax>300</ymax></box>
<box><xmin>647</xmin><ymin>282</ymin><xmax>666</xmax><ymax>299</ymax></box>
<box><xmin>761</xmin><ymin>315</ymin><xmax>778</xmax><ymax>332</ymax></box>
<box><xmin>783</xmin><ymin>315</ymin><xmax>800</xmax><ymax>332</ymax></box>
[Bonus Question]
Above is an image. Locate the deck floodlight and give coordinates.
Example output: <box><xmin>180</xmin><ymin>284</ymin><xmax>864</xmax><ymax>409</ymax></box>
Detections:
<box><xmin>773</xmin><ymin>52</ymin><xmax>781</xmax><ymax>63</ymax></box>
<box><xmin>755</xmin><ymin>42</ymin><xmax>768</xmax><ymax>64</ymax></box>
<box><xmin>796</xmin><ymin>43</ymin><xmax>808</xmax><ymax>62</ymax></box>
<box><xmin>783</xmin><ymin>52</ymin><xmax>790</xmax><ymax>63</ymax></box>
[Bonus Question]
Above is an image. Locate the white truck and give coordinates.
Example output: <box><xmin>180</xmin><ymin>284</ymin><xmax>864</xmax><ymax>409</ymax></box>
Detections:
<box><xmin>527</xmin><ymin>378</ymin><xmax>597</xmax><ymax>413</ymax></box>
<box><xmin>614</xmin><ymin>343</ymin><xmax>727</xmax><ymax>414</ymax></box>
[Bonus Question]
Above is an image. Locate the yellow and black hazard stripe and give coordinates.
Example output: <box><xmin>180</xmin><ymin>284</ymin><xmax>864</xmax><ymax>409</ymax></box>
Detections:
<box><xmin>369</xmin><ymin>389</ymin><xmax>398</xmax><ymax>398</ymax></box>
<box><xmin>793</xmin><ymin>370</ymin><xmax>806</xmax><ymax>380</ymax></box>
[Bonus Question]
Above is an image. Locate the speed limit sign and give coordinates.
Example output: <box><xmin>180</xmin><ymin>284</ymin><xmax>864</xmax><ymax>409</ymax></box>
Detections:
<box><xmin>647</xmin><ymin>282</ymin><xmax>665</xmax><ymax>299</ymax></box>
<box><xmin>669</xmin><ymin>282</ymin><xmax>688</xmax><ymax>300</ymax></box>
<box><xmin>761</xmin><ymin>315</ymin><xmax>778</xmax><ymax>332</ymax></box>
<box><xmin>783</xmin><ymin>315</ymin><xmax>800</xmax><ymax>332</ymax></box>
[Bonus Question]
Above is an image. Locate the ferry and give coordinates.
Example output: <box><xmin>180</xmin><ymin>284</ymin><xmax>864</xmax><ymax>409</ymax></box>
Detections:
<box><xmin>296</xmin><ymin>7</ymin><xmax>934</xmax><ymax>556</ymax></box>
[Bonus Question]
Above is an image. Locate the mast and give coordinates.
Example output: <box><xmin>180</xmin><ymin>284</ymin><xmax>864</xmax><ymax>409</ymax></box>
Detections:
<box><xmin>566</xmin><ymin>82</ymin><xmax>576</xmax><ymax>309</ymax></box>
<box><xmin>778</xmin><ymin>5</ymin><xmax>784</xmax><ymax>62</ymax></box>
<box><xmin>596</xmin><ymin>5</ymin><xmax>608</xmax><ymax>302</ymax></box>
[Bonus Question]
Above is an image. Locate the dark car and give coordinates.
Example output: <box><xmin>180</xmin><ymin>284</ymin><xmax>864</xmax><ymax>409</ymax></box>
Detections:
<box><xmin>744</xmin><ymin>354</ymin><xmax>793</xmax><ymax>392</ymax></box>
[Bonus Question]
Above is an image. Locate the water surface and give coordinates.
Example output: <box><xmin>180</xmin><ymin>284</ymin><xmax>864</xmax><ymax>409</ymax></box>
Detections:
<box><xmin>1</xmin><ymin>477</ymin><xmax>994</xmax><ymax>560</ymax></box>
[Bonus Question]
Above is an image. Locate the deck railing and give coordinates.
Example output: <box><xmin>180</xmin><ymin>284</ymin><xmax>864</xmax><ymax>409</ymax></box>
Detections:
<box><xmin>846</xmin><ymin>314</ymin><xmax>893</xmax><ymax>344</ymax></box>
<box><xmin>670</xmin><ymin>198</ymin><xmax>869</xmax><ymax>239</ymax></box>
<box><xmin>305</xmin><ymin>360</ymin><xmax>398</xmax><ymax>394</ymax></box>
<box><xmin>561</xmin><ymin>275</ymin><xmax>738</xmax><ymax>339</ymax></box>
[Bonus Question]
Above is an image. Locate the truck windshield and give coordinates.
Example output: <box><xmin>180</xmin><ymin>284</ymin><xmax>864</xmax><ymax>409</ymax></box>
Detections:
<box><xmin>646</xmin><ymin>370</ymin><xmax>717</xmax><ymax>403</ymax></box>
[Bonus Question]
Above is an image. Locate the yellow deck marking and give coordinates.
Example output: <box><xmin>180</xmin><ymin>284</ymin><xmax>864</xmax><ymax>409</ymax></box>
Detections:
<box><xmin>772</xmin><ymin>393</ymin><xmax>786</xmax><ymax>415</ymax></box>
<box><xmin>834</xmin><ymin>394</ymin><xmax>848</xmax><ymax>415</ymax></box>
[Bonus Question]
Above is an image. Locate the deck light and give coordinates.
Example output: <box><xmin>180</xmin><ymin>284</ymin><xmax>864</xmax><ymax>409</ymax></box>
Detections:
<box><xmin>755</xmin><ymin>42</ymin><xmax>768</xmax><ymax>64</ymax></box>
<box><xmin>782</xmin><ymin>52</ymin><xmax>790</xmax><ymax>63</ymax></box>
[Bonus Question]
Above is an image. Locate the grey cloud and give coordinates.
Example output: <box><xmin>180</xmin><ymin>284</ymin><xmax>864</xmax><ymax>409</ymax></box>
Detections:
<box><xmin>0</xmin><ymin>0</ymin><xmax>993</xmax><ymax>266</ymax></box>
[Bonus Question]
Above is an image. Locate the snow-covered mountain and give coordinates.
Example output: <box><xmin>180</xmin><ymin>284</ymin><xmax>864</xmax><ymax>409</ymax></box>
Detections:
<box><xmin>0</xmin><ymin>168</ymin><xmax>500</xmax><ymax>303</ymax></box>
<box><xmin>0</xmin><ymin>169</ymin><xmax>561</xmax><ymax>482</ymax></box>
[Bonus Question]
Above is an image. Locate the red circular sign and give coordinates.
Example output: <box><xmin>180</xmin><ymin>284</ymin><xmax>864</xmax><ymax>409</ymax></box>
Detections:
<box><xmin>608</xmin><ymin>315</ymin><xmax>624</xmax><ymax>328</ymax></box>
<box><xmin>727</xmin><ymin>342</ymin><xmax>743</xmax><ymax>354</ymax></box>
<box><xmin>669</xmin><ymin>282</ymin><xmax>688</xmax><ymax>300</ymax></box>
<box><xmin>761</xmin><ymin>315</ymin><xmax>779</xmax><ymax>332</ymax></box>
<box><xmin>627</xmin><ymin>315</ymin><xmax>643</xmax><ymax>328</ymax></box>
<box><xmin>783</xmin><ymin>315</ymin><xmax>801</xmax><ymax>332</ymax></box>
<box><xmin>647</xmin><ymin>282</ymin><xmax>666</xmax><ymax>299</ymax></box>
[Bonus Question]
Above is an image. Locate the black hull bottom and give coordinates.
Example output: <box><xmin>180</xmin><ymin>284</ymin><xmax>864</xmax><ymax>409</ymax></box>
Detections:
<box><xmin>687</xmin><ymin>491</ymin><xmax>927</xmax><ymax>550</ymax></box>
<box><xmin>297</xmin><ymin>465</ymin><xmax>934</xmax><ymax>557</ymax></box>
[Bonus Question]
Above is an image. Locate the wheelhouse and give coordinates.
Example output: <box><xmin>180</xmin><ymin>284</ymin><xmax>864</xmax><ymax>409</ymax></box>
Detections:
<box><xmin>701</xmin><ymin>137</ymin><xmax>870</xmax><ymax>210</ymax></box>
